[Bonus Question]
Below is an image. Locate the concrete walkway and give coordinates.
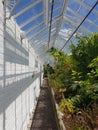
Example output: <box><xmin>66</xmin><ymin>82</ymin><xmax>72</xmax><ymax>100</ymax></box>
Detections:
<box><xmin>30</xmin><ymin>78</ymin><xmax>59</xmax><ymax>130</ymax></box>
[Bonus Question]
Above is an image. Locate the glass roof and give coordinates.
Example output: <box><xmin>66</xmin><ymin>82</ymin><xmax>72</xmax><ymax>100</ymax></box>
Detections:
<box><xmin>7</xmin><ymin>0</ymin><xmax>98</xmax><ymax>63</ymax></box>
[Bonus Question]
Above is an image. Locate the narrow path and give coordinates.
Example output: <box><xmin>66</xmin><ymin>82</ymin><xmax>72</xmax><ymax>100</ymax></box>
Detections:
<box><xmin>30</xmin><ymin>78</ymin><xmax>59</xmax><ymax>130</ymax></box>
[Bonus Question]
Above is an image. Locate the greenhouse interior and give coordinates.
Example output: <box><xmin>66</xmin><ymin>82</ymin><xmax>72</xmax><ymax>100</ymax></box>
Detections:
<box><xmin>0</xmin><ymin>0</ymin><xmax>98</xmax><ymax>130</ymax></box>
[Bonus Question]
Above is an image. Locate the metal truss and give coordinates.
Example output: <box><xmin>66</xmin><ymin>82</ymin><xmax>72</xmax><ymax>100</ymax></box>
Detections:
<box><xmin>23</xmin><ymin>7</ymin><xmax>61</xmax><ymax>33</ymax></box>
<box><xmin>74</xmin><ymin>0</ymin><xmax>98</xmax><ymax>16</ymax></box>
<box><xmin>63</xmin><ymin>15</ymin><xmax>91</xmax><ymax>34</ymax></box>
<box><xmin>60</xmin><ymin>1</ymin><xmax>98</xmax><ymax>51</ymax></box>
<box><xmin>13</xmin><ymin>0</ymin><xmax>42</xmax><ymax>18</ymax></box>
<box><xmin>28</xmin><ymin>15</ymin><xmax>62</xmax><ymax>41</ymax></box>
<box><xmin>20</xmin><ymin>12</ymin><xmax>43</xmax><ymax>28</ymax></box>
<box><xmin>52</xmin><ymin>0</ymin><xmax>69</xmax><ymax>47</ymax></box>
<box><xmin>8</xmin><ymin>0</ymin><xmax>21</xmax><ymax>18</ymax></box>
<box><xmin>43</xmin><ymin>0</ymin><xmax>49</xmax><ymax>26</ymax></box>
<box><xmin>5</xmin><ymin>0</ymin><xmax>98</xmax><ymax>63</ymax></box>
<box><xmin>26</xmin><ymin>21</ymin><xmax>44</xmax><ymax>35</ymax></box>
<box><xmin>67</xmin><ymin>7</ymin><xmax>98</xmax><ymax>29</ymax></box>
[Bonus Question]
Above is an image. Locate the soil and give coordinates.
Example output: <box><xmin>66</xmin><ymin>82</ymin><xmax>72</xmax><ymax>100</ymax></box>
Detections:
<box><xmin>62</xmin><ymin>105</ymin><xmax>98</xmax><ymax>130</ymax></box>
<box><xmin>54</xmin><ymin>93</ymin><xmax>98</xmax><ymax>130</ymax></box>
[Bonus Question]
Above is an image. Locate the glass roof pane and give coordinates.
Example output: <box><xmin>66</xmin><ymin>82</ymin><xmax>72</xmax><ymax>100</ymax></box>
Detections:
<box><xmin>61</xmin><ymin>21</ymin><xmax>74</xmax><ymax>30</ymax></box>
<box><xmin>22</xmin><ymin>15</ymin><xmax>44</xmax><ymax>31</ymax></box>
<box><xmin>27</xmin><ymin>23</ymin><xmax>45</xmax><ymax>38</ymax></box>
<box><xmin>15</xmin><ymin>1</ymin><xmax>43</xmax><ymax>24</ymax></box>
<box><xmin>36</xmin><ymin>31</ymin><xmax>48</xmax><ymax>40</ymax></box>
<box><xmin>78</xmin><ymin>6</ymin><xmax>89</xmax><ymax>16</ymax></box>
<box><xmin>95</xmin><ymin>3</ymin><xmax>98</xmax><ymax>10</ymax></box>
<box><xmin>12</xmin><ymin>0</ymin><xmax>35</xmax><ymax>14</ymax></box>
<box><xmin>7</xmin><ymin>0</ymin><xmax>98</xmax><ymax>60</ymax></box>
<box><xmin>84</xmin><ymin>0</ymin><xmax>97</xmax><ymax>7</ymax></box>
<box><xmin>87</xmin><ymin>11</ymin><xmax>98</xmax><ymax>26</ymax></box>
<box><xmin>68</xmin><ymin>1</ymin><xmax>80</xmax><ymax>12</ymax></box>
<box><xmin>82</xmin><ymin>21</ymin><xmax>98</xmax><ymax>33</ymax></box>
<box><xmin>52</xmin><ymin>8</ymin><xmax>62</xmax><ymax>18</ymax></box>
<box><xmin>49</xmin><ymin>0</ymin><xmax>64</xmax><ymax>10</ymax></box>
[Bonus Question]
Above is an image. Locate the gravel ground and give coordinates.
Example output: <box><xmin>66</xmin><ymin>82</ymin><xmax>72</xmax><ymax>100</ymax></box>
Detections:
<box><xmin>30</xmin><ymin>79</ymin><xmax>59</xmax><ymax>130</ymax></box>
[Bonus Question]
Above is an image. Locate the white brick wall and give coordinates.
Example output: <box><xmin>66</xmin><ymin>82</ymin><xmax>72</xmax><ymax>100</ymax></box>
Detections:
<box><xmin>0</xmin><ymin>1</ymin><xmax>43</xmax><ymax>130</ymax></box>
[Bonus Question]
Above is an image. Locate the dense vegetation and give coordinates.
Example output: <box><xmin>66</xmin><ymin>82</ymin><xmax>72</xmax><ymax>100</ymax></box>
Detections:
<box><xmin>44</xmin><ymin>33</ymin><xmax>98</xmax><ymax>130</ymax></box>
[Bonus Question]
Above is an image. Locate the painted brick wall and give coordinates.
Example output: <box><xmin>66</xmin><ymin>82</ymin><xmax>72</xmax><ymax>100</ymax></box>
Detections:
<box><xmin>0</xmin><ymin>1</ymin><xmax>43</xmax><ymax>130</ymax></box>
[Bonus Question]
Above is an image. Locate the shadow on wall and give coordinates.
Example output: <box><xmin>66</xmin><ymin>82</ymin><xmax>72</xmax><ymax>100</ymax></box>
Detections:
<box><xmin>0</xmin><ymin>76</ymin><xmax>33</xmax><ymax>114</ymax></box>
<box><xmin>0</xmin><ymin>31</ymin><xmax>40</xmax><ymax>130</ymax></box>
<box><xmin>0</xmin><ymin>76</ymin><xmax>38</xmax><ymax>130</ymax></box>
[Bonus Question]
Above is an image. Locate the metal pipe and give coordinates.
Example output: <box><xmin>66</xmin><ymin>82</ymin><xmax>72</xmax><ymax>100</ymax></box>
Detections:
<box><xmin>60</xmin><ymin>0</ymin><xmax>98</xmax><ymax>51</ymax></box>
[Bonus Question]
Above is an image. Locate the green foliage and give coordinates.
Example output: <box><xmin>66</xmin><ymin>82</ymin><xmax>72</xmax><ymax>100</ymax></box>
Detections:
<box><xmin>65</xmin><ymin>33</ymin><xmax>98</xmax><ymax>112</ymax></box>
<box><xmin>48</xmin><ymin>47</ymin><xmax>74</xmax><ymax>89</ymax></box>
<box><xmin>43</xmin><ymin>64</ymin><xmax>54</xmax><ymax>77</ymax></box>
<box><xmin>88</xmin><ymin>56</ymin><xmax>98</xmax><ymax>83</ymax></box>
<box><xmin>70</xmin><ymin>79</ymin><xmax>98</xmax><ymax>111</ymax></box>
<box><xmin>59</xmin><ymin>98</ymin><xmax>74</xmax><ymax>114</ymax></box>
<box><xmin>73</xmin><ymin>125</ymin><xmax>87</xmax><ymax>130</ymax></box>
<box><xmin>71</xmin><ymin>33</ymin><xmax>98</xmax><ymax>79</ymax></box>
<box><xmin>47</xmin><ymin>33</ymin><xmax>98</xmax><ymax>124</ymax></box>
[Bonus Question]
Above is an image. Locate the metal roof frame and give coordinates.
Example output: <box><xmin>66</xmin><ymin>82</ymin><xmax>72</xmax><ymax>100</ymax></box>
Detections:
<box><xmin>8</xmin><ymin>0</ymin><xmax>21</xmax><ymax>18</ymax></box>
<box><xmin>67</xmin><ymin>7</ymin><xmax>98</xmax><ymax>29</ymax></box>
<box><xmin>6</xmin><ymin>0</ymin><xmax>98</xmax><ymax>63</ymax></box>
<box><xmin>28</xmin><ymin>15</ymin><xmax>61</xmax><ymax>42</ymax></box>
<box><xmin>60</xmin><ymin>0</ymin><xmax>98</xmax><ymax>51</ymax></box>
<box><xmin>43</xmin><ymin>0</ymin><xmax>49</xmax><ymax>26</ymax></box>
<box><xmin>63</xmin><ymin>15</ymin><xmax>91</xmax><ymax>34</ymax></box>
<box><xmin>74</xmin><ymin>0</ymin><xmax>98</xmax><ymax>16</ymax></box>
<box><xmin>20</xmin><ymin>12</ymin><xmax>43</xmax><ymax>28</ymax></box>
<box><xmin>26</xmin><ymin>21</ymin><xmax>44</xmax><ymax>35</ymax></box>
<box><xmin>13</xmin><ymin>0</ymin><xmax>42</xmax><ymax>18</ymax></box>
<box><xmin>52</xmin><ymin>0</ymin><xmax>69</xmax><ymax>47</ymax></box>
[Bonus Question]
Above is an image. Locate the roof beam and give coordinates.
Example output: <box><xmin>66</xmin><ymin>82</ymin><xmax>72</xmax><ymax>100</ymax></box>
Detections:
<box><xmin>25</xmin><ymin>7</ymin><xmax>61</xmax><ymax>35</ymax></box>
<box><xmin>32</xmin><ymin>38</ymin><xmax>48</xmax><ymax>48</ymax></box>
<box><xmin>33</xmin><ymin>44</ymin><xmax>47</xmax><ymax>55</ymax></box>
<box><xmin>29</xmin><ymin>16</ymin><xmax>61</xmax><ymax>41</ymax></box>
<box><xmin>43</xmin><ymin>1</ymin><xmax>61</xmax><ymax>27</ymax></box>
<box><xmin>23</xmin><ymin>6</ymin><xmax>61</xmax><ymax>32</ymax></box>
<box><xmin>13</xmin><ymin>0</ymin><xmax>41</xmax><ymax>18</ymax></box>
<box><xmin>52</xmin><ymin>0</ymin><xmax>68</xmax><ymax>47</ymax></box>
<box><xmin>43</xmin><ymin>0</ymin><xmax>49</xmax><ymax>26</ymax></box>
<box><xmin>60</xmin><ymin>0</ymin><xmax>98</xmax><ymax>51</ymax></box>
<box><xmin>29</xmin><ymin>26</ymin><xmax>56</xmax><ymax>41</ymax></box>
<box><xmin>35</xmin><ymin>31</ymin><xmax>48</xmax><ymax>40</ymax></box>
<box><xmin>31</xmin><ymin>29</ymin><xmax>56</xmax><ymax>46</ymax></box>
<box><xmin>20</xmin><ymin>12</ymin><xmax>43</xmax><ymax>28</ymax></box>
<box><xmin>30</xmin><ymin>31</ymin><xmax>49</xmax><ymax>45</ymax></box>
<box><xmin>67</xmin><ymin>7</ymin><xmax>98</xmax><ymax>29</ymax></box>
<box><xmin>29</xmin><ymin>27</ymin><xmax>47</xmax><ymax>41</ymax></box>
<box><xmin>74</xmin><ymin>0</ymin><xmax>98</xmax><ymax>16</ymax></box>
<box><xmin>64</xmin><ymin>15</ymin><xmax>91</xmax><ymax>34</ymax></box>
<box><xmin>9</xmin><ymin>0</ymin><xmax>21</xmax><ymax>18</ymax></box>
<box><xmin>26</xmin><ymin>21</ymin><xmax>44</xmax><ymax>35</ymax></box>
<box><xmin>52</xmin><ymin>18</ymin><xmax>63</xmax><ymax>46</ymax></box>
<box><xmin>32</xmin><ymin>36</ymin><xmax>50</xmax><ymax>50</ymax></box>
<box><xmin>34</xmin><ymin>42</ymin><xmax>47</xmax><ymax>50</ymax></box>
<box><xmin>29</xmin><ymin>15</ymin><xmax>62</xmax><ymax>41</ymax></box>
<box><xmin>31</xmin><ymin>33</ymin><xmax>48</xmax><ymax>44</ymax></box>
<box><xmin>36</xmin><ymin>44</ymin><xmax>48</xmax><ymax>52</ymax></box>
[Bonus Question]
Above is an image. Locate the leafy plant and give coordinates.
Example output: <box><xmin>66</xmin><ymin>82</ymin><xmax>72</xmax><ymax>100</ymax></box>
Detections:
<box><xmin>48</xmin><ymin>47</ymin><xmax>74</xmax><ymax>90</ymax></box>
<box><xmin>88</xmin><ymin>56</ymin><xmax>98</xmax><ymax>83</ymax></box>
<box><xmin>59</xmin><ymin>98</ymin><xmax>74</xmax><ymax>115</ymax></box>
<box><xmin>71</xmin><ymin>33</ymin><xmax>98</xmax><ymax>79</ymax></box>
<box><xmin>47</xmin><ymin>33</ymin><xmax>98</xmax><ymax>130</ymax></box>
